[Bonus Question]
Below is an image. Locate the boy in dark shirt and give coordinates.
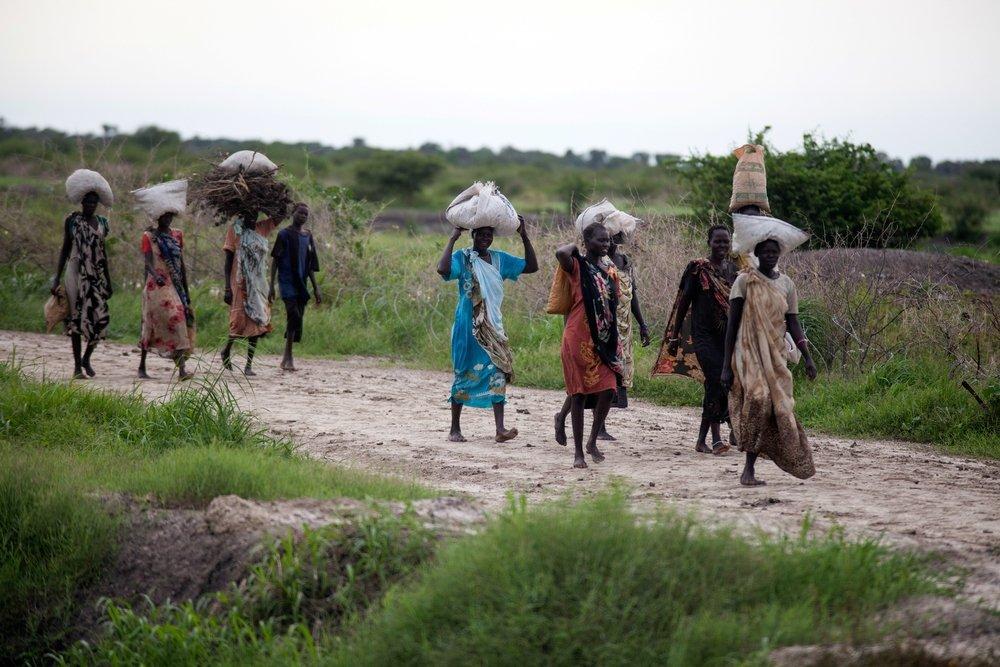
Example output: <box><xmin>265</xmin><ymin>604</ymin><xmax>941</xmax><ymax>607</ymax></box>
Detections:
<box><xmin>268</xmin><ymin>203</ymin><xmax>321</xmax><ymax>370</ymax></box>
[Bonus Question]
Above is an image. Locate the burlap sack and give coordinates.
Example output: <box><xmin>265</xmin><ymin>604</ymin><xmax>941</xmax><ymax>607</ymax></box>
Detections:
<box><xmin>65</xmin><ymin>169</ymin><xmax>114</xmax><ymax>206</ymax></box>
<box><xmin>132</xmin><ymin>179</ymin><xmax>188</xmax><ymax>220</ymax></box>
<box><xmin>44</xmin><ymin>286</ymin><xmax>69</xmax><ymax>333</ymax></box>
<box><xmin>728</xmin><ymin>144</ymin><xmax>771</xmax><ymax>214</ymax></box>
<box><xmin>219</xmin><ymin>150</ymin><xmax>278</xmax><ymax>174</ymax></box>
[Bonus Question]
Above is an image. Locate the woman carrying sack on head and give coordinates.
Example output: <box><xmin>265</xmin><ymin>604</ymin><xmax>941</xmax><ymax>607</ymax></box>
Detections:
<box><xmin>554</xmin><ymin>222</ymin><xmax>624</xmax><ymax>469</ymax></box>
<box><xmin>51</xmin><ymin>169</ymin><xmax>114</xmax><ymax>380</ymax></box>
<box><xmin>721</xmin><ymin>209</ymin><xmax>818</xmax><ymax>486</ymax></box>
<box><xmin>133</xmin><ymin>180</ymin><xmax>196</xmax><ymax>380</ymax></box>
<box><xmin>554</xmin><ymin>201</ymin><xmax>649</xmax><ymax>445</ymax></box>
<box><xmin>436</xmin><ymin>182</ymin><xmax>538</xmax><ymax>443</ymax></box>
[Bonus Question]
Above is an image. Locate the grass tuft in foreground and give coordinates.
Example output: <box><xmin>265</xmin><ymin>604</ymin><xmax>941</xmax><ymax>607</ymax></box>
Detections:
<box><xmin>59</xmin><ymin>493</ymin><xmax>939</xmax><ymax>666</ymax></box>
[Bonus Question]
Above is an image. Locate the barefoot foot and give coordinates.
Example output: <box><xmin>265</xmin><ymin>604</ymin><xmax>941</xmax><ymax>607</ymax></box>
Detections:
<box><xmin>695</xmin><ymin>441</ymin><xmax>713</xmax><ymax>454</ymax></box>
<box><xmin>740</xmin><ymin>470</ymin><xmax>766</xmax><ymax>486</ymax></box>
<box><xmin>243</xmin><ymin>367</ymin><xmax>257</xmax><ymax>377</ymax></box>
<box><xmin>137</xmin><ymin>369</ymin><xmax>152</xmax><ymax>380</ymax></box>
<box><xmin>573</xmin><ymin>455</ymin><xmax>588</xmax><ymax>469</ymax></box>
<box><xmin>448</xmin><ymin>431</ymin><xmax>467</xmax><ymax>442</ymax></box>
<box><xmin>554</xmin><ymin>413</ymin><xmax>567</xmax><ymax>446</ymax></box>
<box><xmin>179</xmin><ymin>371</ymin><xmax>195</xmax><ymax>381</ymax></box>
<box><xmin>495</xmin><ymin>427</ymin><xmax>518</xmax><ymax>443</ymax></box>
<box><xmin>585</xmin><ymin>444</ymin><xmax>605</xmax><ymax>463</ymax></box>
<box><xmin>596</xmin><ymin>429</ymin><xmax>616</xmax><ymax>442</ymax></box>
<box><xmin>82</xmin><ymin>361</ymin><xmax>96</xmax><ymax>377</ymax></box>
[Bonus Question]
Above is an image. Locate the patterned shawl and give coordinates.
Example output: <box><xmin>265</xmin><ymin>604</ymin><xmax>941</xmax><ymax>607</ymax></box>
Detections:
<box><xmin>730</xmin><ymin>268</ymin><xmax>814</xmax><ymax>479</ymax></box>
<box><xmin>578</xmin><ymin>255</ymin><xmax>624</xmax><ymax>378</ymax></box>
<box><xmin>235</xmin><ymin>220</ymin><xmax>270</xmax><ymax>326</ymax></box>
<box><xmin>466</xmin><ymin>249</ymin><xmax>514</xmax><ymax>378</ymax></box>
<box><xmin>151</xmin><ymin>229</ymin><xmax>192</xmax><ymax>325</ymax></box>
<box><xmin>652</xmin><ymin>258</ymin><xmax>734</xmax><ymax>379</ymax></box>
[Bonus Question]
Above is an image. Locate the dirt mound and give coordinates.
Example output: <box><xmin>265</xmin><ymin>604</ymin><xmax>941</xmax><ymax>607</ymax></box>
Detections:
<box><xmin>787</xmin><ymin>248</ymin><xmax>1000</xmax><ymax>293</ymax></box>
<box><xmin>770</xmin><ymin>596</ymin><xmax>1000</xmax><ymax>665</ymax></box>
<box><xmin>74</xmin><ymin>494</ymin><xmax>484</xmax><ymax>632</ymax></box>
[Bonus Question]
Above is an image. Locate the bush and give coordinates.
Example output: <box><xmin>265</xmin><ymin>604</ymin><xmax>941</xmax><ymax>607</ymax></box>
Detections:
<box><xmin>682</xmin><ymin>131</ymin><xmax>944</xmax><ymax>245</ymax></box>
<box><xmin>352</xmin><ymin>151</ymin><xmax>444</xmax><ymax>203</ymax></box>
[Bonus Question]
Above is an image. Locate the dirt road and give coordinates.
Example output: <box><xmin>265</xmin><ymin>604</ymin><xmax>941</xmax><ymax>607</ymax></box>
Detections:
<box><xmin>4</xmin><ymin>330</ymin><xmax>999</xmax><ymax>607</ymax></box>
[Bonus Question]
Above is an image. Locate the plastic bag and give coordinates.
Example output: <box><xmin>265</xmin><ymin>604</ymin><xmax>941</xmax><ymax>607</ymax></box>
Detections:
<box><xmin>731</xmin><ymin>213</ymin><xmax>809</xmax><ymax>257</ymax></box>
<box><xmin>65</xmin><ymin>169</ymin><xmax>114</xmax><ymax>206</ymax></box>
<box><xmin>445</xmin><ymin>181</ymin><xmax>519</xmax><ymax>235</ymax></box>
<box><xmin>218</xmin><ymin>150</ymin><xmax>278</xmax><ymax>174</ymax></box>
<box><xmin>575</xmin><ymin>199</ymin><xmax>641</xmax><ymax>237</ymax></box>
<box><xmin>131</xmin><ymin>179</ymin><xmax>188</xmax><ymax>220</ymax></box>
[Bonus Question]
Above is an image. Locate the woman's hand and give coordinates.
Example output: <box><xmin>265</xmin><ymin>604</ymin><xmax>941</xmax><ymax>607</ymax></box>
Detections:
<box><xmin>314</xmin><ymin>290</ymin><xmax>322</xmax><ymax>305</ymax></box>
<box><xmin>517</xmin><ymin>215</ymin><xmax>527</xmax><ymax>237</ymax></box>
<box><xmin>805</xmin><ymin>358</ymin><xmax>818</xmax><ymax>381</ymax></box>
<box><xmin>449</xmin><ymin>227</ymin><xmax>463</xmax><ymax>242</ymax></box>
<box><xmin>224</xmin><ymin>288</ymin><xmax>233</xmax><ymax>305</ymax></box>
<box><xmin>666</xmin><ymin>333</ymin><xmax>679</xmax><ymax>355</ymax></box>
<box><xmin>639</xmin><ymin>324</ymin><xmax>651</xmax><ymax>347</ymax></box>
<box><xmin>721</xmin><ymin>366</ymin><xmax>734</xmax><ymax>390</ymax></box>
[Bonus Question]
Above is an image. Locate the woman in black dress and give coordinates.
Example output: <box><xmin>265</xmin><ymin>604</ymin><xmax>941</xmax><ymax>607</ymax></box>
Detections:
<box><xmin>653</xmin><ymin>224</ymin><xmax>738</xmax><ymax>454</ymax></box>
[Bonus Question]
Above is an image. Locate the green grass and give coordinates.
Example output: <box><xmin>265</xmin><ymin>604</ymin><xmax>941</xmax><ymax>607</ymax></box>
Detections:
<box><xmin>59</xmin><ymin>493</ymin><xmax>940</xmax><ymax>666</ymax></box>
<box><xmin>0</xmin><ymin>362</ymin><xmax>433</xmax><ymax>661</ymax></box>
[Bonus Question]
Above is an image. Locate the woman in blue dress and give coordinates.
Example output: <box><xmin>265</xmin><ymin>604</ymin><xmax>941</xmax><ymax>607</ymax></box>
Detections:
<box><xmin>436</xmin><ymin>218</ymin><xmax>538</xmax><ymax>442</ymax></box>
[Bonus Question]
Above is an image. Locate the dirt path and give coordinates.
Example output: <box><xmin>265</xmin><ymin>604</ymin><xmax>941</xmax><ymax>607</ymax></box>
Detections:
<box><xmin>5</xmin><ymin>330</ymin><xmax>999</xmax><ymax>608</ymax></box>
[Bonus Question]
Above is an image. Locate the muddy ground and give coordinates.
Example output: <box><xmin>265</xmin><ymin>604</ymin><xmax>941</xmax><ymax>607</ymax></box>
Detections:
<box><xmin>4</xmin><ymin>330</ymin><xmax>999</xmax><ymax>614</ymax></box>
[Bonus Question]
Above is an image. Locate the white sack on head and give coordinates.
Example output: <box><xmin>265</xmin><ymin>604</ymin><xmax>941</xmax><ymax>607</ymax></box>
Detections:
<box><xmin>218</xmin><ymin>150</ymin><xmax>278</xmax><ymax>174</ymax></box>
<box><xmin>575</xmin><ymin>199</ymin><xmax>621</xmax><ymax>236</ymax></box>
<box><xmin>731</xmin><ymin>213</ymin><xmax>809</xmax><ymax>258</ymax></box>
<box><xmin>65</xmin><ymin>169</ymin><xmax>114</xmax><ymax>207</ymax></box>
<box><xmin>132</xmin><ymin>179</ymin><xmax>188</xmax><ymax>220</ymax></box>
<box><xmin>604</xmin><ymin>209</ymin><xmax>641</xmax><ymax>237</ymax></box>
<box><xmin>445</xmin><ymin>181</ymin><xmax>519</xmax><ymax>235</ymax></box>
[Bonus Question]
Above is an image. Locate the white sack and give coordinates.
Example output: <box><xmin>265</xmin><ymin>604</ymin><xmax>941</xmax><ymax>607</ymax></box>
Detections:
<box><xmin>574</xmin><ymin>199</ymin><xmax>641</xmax><ymax>237</ymax></box>
<box><xmin>132</xmin><ymin>179</ymin><xmax>188</xmax><ymax>220</ymax></box>
<box><xmin>65</xmin><ymin>169</ymin><xmax>114</xmax><ymax>207</ymax></box>
<box><xmin>575</xmin><ymin>199</ymin><xmax>621</xmax><ymax>236</ymax></box>
<box><xmin>445</xmin><ymin>181</ymin><xmax>519</xmax><ymax>235</ymax></box>
<box><xmin>218</xmin><ymin>150</ymin><xmax>278</xmax><ymax>174</ymax></box>
<box><xmin>731</xmin><ymin>213</ymin><xmax>809</xmax><ymax>257</ymax></box>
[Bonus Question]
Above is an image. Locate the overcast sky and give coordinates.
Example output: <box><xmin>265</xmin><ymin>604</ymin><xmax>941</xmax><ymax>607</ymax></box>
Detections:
<box><xmin>2</xmin><ymin>0</ymin><xmax>997</xmax><ymax>161</ymax></box>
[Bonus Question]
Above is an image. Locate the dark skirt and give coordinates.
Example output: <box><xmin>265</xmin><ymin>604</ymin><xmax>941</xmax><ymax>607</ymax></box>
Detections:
<box><xmin>694</xmin><ymin>335</ymin><xmax>728</xmax><ymax>423</ymax></box>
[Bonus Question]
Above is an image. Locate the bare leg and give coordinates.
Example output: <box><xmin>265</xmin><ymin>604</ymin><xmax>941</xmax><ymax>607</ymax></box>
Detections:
<box><xmin>81</xmin><ymin>342</ymin><xmax>97</xmax><ymax>377</ymax></box>
<box><xmin>740</xmin><ymin>452</ymin><xmax>766</xmax><ymax>486</ymax></box>
<box><xmin>244</xmin><ymin>336</ymin><xmax>258</xmax><ymax>376</ymax></box>
<box><xmin>221</xmin><ymin>338</ymin><xmax>235</xmax><ymax>370</ymax></box>
<box><xmin>448</xmin><ymin>401</ymin><xmax>466</xmax><ymax>441</ymax></box>
<box><xmin>177</xmin><ymin>354</ymin><xmax>193</xmax><ymax>380</ymax></box>
<box><xmin>71</xmin><ymin>333</ymin><xmax>84</xmax><ymax>379</ymax></box>
<box><xmin>281</xmin><ymin>337</ymin><xmax>295</xmax><ymax>371</ymax></box>
<box><xmin>586</xmin><ymin>390</ymin><xmax>613</xmax><ymax>463</ymax></box>
<box><xmin>570</xmin><ymin>394</ymin><xmax>587</xmax><ymax>468</ymax></box>
<box><xmin>554</xmin><ymin>396</ymin><xmax>571</xmax><ymax>446</ymax></box>
<box><xmin>138</xmin><ymin>349</ymin><xmax>151</xmax><ymax>379</ymax></box>
<box><xmin>596</xmin><ymin>406</ymin><xmax>616</xmax><ymax>441</ymax></box>
<box><xmin>711</xmin><ymin>422</ymin><xmax>730</xmax><ymax>455</ymax></box>
<box><xmin>695</xmin><ymin>417</ymin><xmax>713</xmax><ymax>453</ymax></box>
<box><xmin>494</xmin><ymin>402</ymin><xmax>518</xmax><ymax>442</ymax></box>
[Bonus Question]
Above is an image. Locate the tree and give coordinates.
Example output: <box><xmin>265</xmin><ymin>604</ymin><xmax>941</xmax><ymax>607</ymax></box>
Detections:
<box><xmin>131</xmin><ymin>125</ymin><xmax>180</xmax><ymax>148</ymax></box>
<box><xmin>631</xmin><ymin>152</ymin><xmax>651</xmax><ymax>166</ymax></box>
<box><xmin>587</xmin><ymin>149</ymin><xmax>607</xmax><ymax>169</ymax></box>
<box><xmin>352</xmin><ymin>151</ymin><xmax>444</xmax><ymax>203</ymax></box>
<box><xmin>683</xmin><ymin>133</ymin><xmax>943</xmax><ymax>245</ymax></box>
<box><xmin>909</xmin><ymin>155</ymin><xmax>933</xmax><ymax>172</ymax></box>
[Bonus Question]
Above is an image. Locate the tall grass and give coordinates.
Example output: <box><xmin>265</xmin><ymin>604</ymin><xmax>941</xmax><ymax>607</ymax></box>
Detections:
<box><xmin>0</xmin><ymin>363</ymin><xmax>432</xmax><ymax>660</ymax></box>
<box><xmin>59</xmin><ymin>493</ymin><xmax>939</xmax><ymax>666</ymax></box>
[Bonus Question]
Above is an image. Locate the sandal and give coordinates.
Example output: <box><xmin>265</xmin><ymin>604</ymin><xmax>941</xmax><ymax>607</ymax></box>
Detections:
<box><xmin>711</xmin><ymin>440</ymin><xmax>731</xmax><ymax>456</ymax></box>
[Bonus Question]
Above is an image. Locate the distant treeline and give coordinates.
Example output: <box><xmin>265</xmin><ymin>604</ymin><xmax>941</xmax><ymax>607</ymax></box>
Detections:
<box><xmin>1</xmin><ymin>121</ymin><xmax>997</xmax><ymax>248</ymax></box>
